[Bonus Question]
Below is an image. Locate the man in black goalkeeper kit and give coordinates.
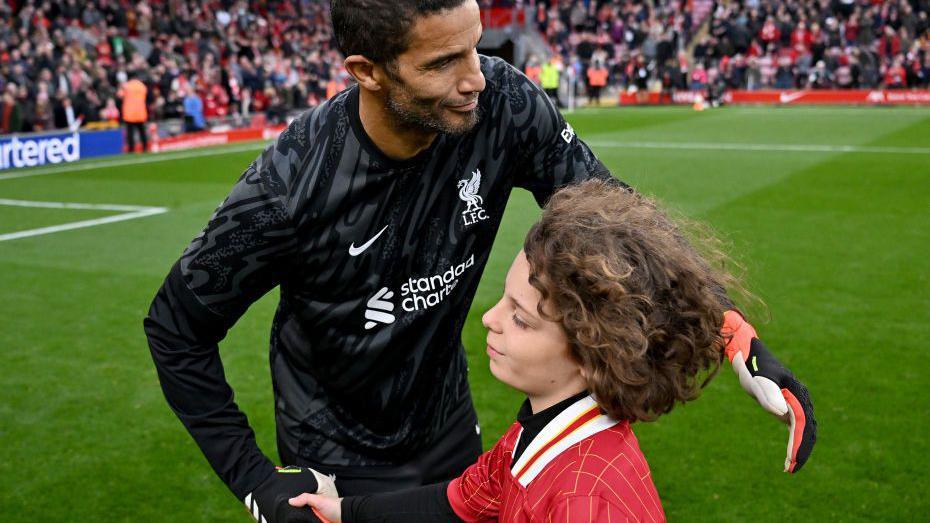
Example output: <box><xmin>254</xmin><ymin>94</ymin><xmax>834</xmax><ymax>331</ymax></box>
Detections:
<box><xmin>144</xmin><ymin>1</ymin><xmax>817</xmax><ymax>521</ymax></box>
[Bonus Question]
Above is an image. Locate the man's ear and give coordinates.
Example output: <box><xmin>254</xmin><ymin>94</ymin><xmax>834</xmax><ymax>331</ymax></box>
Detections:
<box><xmin>344</xmin><ymin>55</ymin><xmax>383</xmax><ymax>92</ymax></box>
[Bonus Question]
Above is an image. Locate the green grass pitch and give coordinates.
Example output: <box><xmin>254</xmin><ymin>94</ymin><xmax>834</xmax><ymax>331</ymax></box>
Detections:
<box><xmin>1</xmin><ymin>106</ymin><xmax>928</xmax><ymax>521</ymax></box>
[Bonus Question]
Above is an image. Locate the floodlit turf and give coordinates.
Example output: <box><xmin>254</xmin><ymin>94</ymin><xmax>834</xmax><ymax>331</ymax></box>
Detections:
<box><xmin>1</xmin><ymin>106</ymin><xmax>928</xmax><ymax>521</ymax></box>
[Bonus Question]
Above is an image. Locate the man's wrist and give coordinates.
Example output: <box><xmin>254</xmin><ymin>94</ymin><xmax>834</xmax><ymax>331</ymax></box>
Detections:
<box><xmin>232</xmin><ymin>456</ymin><xmax>278</xmax><ymax>502</ymax></box>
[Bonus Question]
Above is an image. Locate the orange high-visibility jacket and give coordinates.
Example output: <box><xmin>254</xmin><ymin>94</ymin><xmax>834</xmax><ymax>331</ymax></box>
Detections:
<box><xmin>120</xmin><ymin>79</ymin><xmax>148</xmax><ymax>123</ymax></box>
<box><xmin>587</xmin><ymin>67</ymin><xmax>608</xmax><ymax>87</ymax></box>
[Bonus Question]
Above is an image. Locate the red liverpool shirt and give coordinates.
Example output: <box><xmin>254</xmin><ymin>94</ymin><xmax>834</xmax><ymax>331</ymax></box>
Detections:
<box><xmin>447</xmin><ymin>395</ymin><xmax>665</xmax><ymax>522</ymax></box>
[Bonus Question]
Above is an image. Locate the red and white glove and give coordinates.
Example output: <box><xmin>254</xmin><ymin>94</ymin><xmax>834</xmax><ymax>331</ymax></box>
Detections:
<box><xmin>722</xmin><ymin>311</ymin><xmax>817</xmax><ymax>472</ymax></box>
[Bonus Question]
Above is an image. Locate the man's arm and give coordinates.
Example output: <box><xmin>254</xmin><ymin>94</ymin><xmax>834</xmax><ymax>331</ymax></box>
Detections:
<box><xmin>507</xmin><ymin>61</ymin><xmax>816</xmax><ymax>472</ymax></box>
<box><xmin>144</xmin><ymin>131</ymin><xmax>304</xmax><ymax>503</ymax></box>
<box><xmin>291</xmin><ymin>434</ymin><xmax>512</xmax><ymax>523</ymax></box>
<box><xmin>144</xmin><ymin>260</ymin><xmax>281</xmax><ymax>500</ymax></box>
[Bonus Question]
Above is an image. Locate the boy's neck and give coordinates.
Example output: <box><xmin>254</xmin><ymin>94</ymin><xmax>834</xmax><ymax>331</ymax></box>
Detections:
<box><xmin>528</xmin><ymin>385</ymin><xmax>588</xmax><ymax>415</ymax></box>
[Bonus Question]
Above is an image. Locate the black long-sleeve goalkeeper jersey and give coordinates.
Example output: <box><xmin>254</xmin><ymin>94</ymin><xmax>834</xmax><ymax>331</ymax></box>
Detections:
<box><xmin>143</xmin><ymin>55</ymin><xmax>613</xmax><ymax>500</ymax></box>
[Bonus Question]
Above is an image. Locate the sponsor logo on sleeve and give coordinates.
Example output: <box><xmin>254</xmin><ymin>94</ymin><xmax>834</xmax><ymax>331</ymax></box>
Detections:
<box><xmin>560</xmin><ymin>122</ymin><xmax>575</xmax><ymax>143</ymax></box>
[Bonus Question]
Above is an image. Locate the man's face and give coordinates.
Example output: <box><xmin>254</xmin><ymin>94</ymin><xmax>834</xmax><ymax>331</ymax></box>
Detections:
<box><xmin>381</xmin><ymin>0</ymin><xmax>486</xmax><ymax>135</ymax></box>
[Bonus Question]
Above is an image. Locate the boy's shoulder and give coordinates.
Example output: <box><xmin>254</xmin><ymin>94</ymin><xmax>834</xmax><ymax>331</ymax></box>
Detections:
<box><xmin>567</xmin><ymin>421</ymin><xmax>650</xmax><ymax>483</ymax></box>
<box><xmin>527</xmin><ymin>421</ymin><xmax>665</xmax><ymax>520</ymax></box>
<box><xmin>533</xmin><ymin>420</ymin><xmax>650</xmax><ymax>486</ymax></box>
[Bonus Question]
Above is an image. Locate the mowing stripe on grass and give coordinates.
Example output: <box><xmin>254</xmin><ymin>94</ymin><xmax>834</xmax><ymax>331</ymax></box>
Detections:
<box><xmin>586</xmin><ymin>140</ymin><xmax>930</xmax><ymax>155</ymax></box>
<box><xmin>0</xmin><ymin>198</ymin><xmax>168</xmax><ymax>242</ymax></box>
<box><xmin>0</xmin><ymin>141</ymin><xmax>269</xmax><ymax>181</ymax></box>
<box><xmin>2</xmin><ymin>137</ymin><xmax>928</xmax><ymax>185</ymax></box>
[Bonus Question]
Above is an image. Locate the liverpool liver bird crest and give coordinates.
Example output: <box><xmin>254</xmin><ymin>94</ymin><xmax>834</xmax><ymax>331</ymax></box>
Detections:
<box><xmin>457</xmin><ymin>169</ymin><xmax>484</xmax><ymax>213</ymax></box>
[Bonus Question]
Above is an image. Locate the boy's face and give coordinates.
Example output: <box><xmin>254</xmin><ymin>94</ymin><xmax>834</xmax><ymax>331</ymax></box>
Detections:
<box><xmin>482</xmin><ymin>251</ymin><xmax>585</xmax><ymax>408</ymax></box>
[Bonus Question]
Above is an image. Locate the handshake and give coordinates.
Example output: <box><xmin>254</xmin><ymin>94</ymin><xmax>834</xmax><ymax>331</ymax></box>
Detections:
<box><xmin>244</xmin><ymin>466</ymin><xmax>339</xmax><ymax>523</ymax></box>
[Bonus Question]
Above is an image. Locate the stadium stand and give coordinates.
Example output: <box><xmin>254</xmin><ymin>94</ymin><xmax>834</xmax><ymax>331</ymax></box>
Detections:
<box><xmin>0</xmin><ymin>0</ymin><xmax>343</xmax><ymax>134</ymax></box>
<box><xmin>1</xmin><ymin>0</ymin><xmax>928</xmax><ymax>135</ymax></box>
<box><xmin>696</xmin><ymin>0</ymin><xmax>930</xmax><ymax>90</ymax></box>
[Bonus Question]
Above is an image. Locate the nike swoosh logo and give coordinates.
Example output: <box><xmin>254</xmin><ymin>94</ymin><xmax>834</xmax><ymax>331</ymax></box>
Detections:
<box><xmin>349</xmin><ymin>225</ymin><xmax>389</xmax><ymax>256</ymax></box>
<box><xmin>779</xmin><ymin>92</ymin><xmax>805</xmax><ymax>104</ymax></box>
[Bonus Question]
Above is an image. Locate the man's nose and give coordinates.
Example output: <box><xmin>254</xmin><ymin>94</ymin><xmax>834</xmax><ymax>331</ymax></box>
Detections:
<box><xmin>458</xmin><ymin>52</ymin><xmax>486</xmax><ymax>96</ymax></box>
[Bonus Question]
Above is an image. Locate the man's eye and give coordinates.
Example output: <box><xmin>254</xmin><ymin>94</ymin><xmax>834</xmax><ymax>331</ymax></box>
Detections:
<box><xmin>512</xmin><ymin>313</ymin><xmax>528</xmax><ymax>329</ymax></box>
<box><xmin>433</xmin><ymin>58</ymin><xmax>455</xmax><ymax>70</ymax></box>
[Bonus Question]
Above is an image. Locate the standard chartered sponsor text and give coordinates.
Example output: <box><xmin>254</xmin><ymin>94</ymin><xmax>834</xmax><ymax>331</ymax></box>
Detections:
<box><xmin>0</xmin><ymin>134</ymin><xmax>80</xmax><ymax>169</ymax></box>
<box><xmin>400</xmin><ymin>254</ymin><xmax>475</xmax><ymax>312</ymax></box>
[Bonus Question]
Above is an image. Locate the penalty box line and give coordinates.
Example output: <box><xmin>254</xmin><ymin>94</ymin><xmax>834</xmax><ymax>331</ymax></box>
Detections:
<box><xmin>0</xmin><ymin>198</ymin><xmax>168</xmax><ymax>242</ymax></box>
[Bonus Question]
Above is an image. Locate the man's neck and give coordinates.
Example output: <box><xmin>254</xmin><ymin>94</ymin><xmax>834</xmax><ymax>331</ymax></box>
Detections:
<box><xmin>358</xmin><ymin>89</ymin><xmax>436</xmax><ymax>161</ymax></box>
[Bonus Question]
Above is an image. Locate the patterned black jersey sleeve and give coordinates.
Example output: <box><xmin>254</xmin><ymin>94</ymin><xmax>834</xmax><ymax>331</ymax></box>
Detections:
<box><xmin>143</xmin><ymin>111</ymin><xmax>319</xmax><ymax>499</ymax></box>
<box><xmin>479</xmin><ymin>58</ymin><xmax>618</xmax><ymax>205</ymax></box>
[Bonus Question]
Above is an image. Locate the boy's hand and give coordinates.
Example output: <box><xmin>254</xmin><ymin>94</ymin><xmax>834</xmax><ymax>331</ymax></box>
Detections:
<box><xmin>722</xmin><ymin>311</ymin><xmax>817</xmax><ymax>472</ymax></box>
<box><xmin>244</xmin><ymin>466</ymin><xmax>337</xmax><ymax>522</ymax></box>
<box><xmin>289</xmin><ymin>493</ymin><xmax>342</xmax><ymax>523</ymax></box>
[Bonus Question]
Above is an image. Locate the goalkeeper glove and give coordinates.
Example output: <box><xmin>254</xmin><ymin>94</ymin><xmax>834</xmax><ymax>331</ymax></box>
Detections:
<box><xmin>244</xmin><ymin>466</ymin><xmax>338</xmax><ymax>523</ymax></box>
<box><xmin>722</xmin><ymin>311</ymin><xmax>817</xmax><ymax>472</ymax></box>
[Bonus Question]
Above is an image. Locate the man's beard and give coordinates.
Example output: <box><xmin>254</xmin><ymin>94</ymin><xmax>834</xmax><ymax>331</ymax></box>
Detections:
<box><xmin>384</xmin><ymin>79</ymin><xmax>482</xmax><ymax>136</ymax></box>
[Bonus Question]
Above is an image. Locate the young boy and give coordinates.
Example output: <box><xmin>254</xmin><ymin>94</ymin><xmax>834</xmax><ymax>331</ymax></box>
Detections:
<box><xmin>291</xmin><ymin>179</ymin><xmax>740</xmax><ymax>521</ymax></box>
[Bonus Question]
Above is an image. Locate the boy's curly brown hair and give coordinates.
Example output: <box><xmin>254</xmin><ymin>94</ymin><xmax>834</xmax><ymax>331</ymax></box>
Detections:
<box><xmin>524</xmin><ymin>179</ymin><xmax>736</xmax><ymax>422</ymax></box>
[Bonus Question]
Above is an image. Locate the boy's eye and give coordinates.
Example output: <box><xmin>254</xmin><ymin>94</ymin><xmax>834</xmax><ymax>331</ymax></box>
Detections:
<box><xmin>512</xmin><ymin>313</ymin><xmax>528</xmax><ymax>329</ymax></box>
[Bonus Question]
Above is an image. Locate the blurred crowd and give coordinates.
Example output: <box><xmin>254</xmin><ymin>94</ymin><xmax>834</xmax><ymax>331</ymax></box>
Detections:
<box><xmin>524</xmin><ymin>0</ymin><xmax>930</xmax><ymax>101</ymax></box>
<box><xmin>524</xmin><ymin>0</ymin><xmax>699</xmax><ymax>100</ymax></box>
<box><xmin>2</xmin><ymin>0</ymin><xmax>929</xmax><ymax>135</ymax></box>
<box><xmin>0</xmin><ymin>0</ymin><xmax>348</xmax><ymax>134</ymax></box>
<box><xmin>692</xmin><ymin>0</ymin><xmax>930</xmax><ymax>90</ymax></box>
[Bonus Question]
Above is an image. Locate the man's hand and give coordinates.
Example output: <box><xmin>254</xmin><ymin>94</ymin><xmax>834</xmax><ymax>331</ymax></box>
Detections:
<box><xmin>289</xmin><ymin>493</ymin><xmax>342</xmax><ymax>523</ymax></box>
<box><xmin>722</xmin><ymin>311</ymin><xmax>817</xmax><ymax>472</ymax></box>
<box><xmin>244</xmin><ymin>466</ymin><xmax>338</xmax><ymax>522</ymax></box>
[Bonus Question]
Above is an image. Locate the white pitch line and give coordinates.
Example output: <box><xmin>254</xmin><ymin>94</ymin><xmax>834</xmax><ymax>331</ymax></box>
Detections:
<box><xmin>0</xmin><ymin>198</ymin><xmax>163</xmax><ymax>212</ymax></box>
<box><xmin>0</xmin><ymin>198</ymin><xmax>168</xmax><ymax>242</ymax></box>
<box><xmin>1</xmin><ymin>137</ymin><xmax>926</xmax><ymax>184</ymax></box>
<box><xmin>0</xmin><ymin>141</ymin><xmax>268</xmax><ymax>181</ymax></box>
<box><xmin>586</xmin><ymin>140</ymin><xmax>930</xmax><ymax>155</ymax></box>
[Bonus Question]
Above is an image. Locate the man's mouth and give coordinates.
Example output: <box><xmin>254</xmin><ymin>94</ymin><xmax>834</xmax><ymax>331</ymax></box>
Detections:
<box><xmin>446</xmin><ymin>99</ymin><xmax>478</xmax><ymax>112</ymax></box>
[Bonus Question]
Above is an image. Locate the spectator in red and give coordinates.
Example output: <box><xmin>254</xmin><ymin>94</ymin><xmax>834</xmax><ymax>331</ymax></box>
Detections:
<box><xmin>760</xmin><ymin>16</ymin><xmax>781</xmax><ymax>45</ymax></box>
<box><xmin>791</xmin><ymin>21</ymin><xmax>812</xmax><ymax>51</ymax></box>
<box><xmin>203</xmin><ymin>82</ymin><xmax>230</xmax><ymax>119</ymax></box>
<box><xmin>878</xmin><ymin>26</ymin><xmax>902</xmax><ymax>60</ymax></box>
<box><xmin>100</xmin><ymin>97</ymin><xmax>120</xmax><ymax>124</ymax></box>
<box><xmin>884</xmin><ymin>56</ymin><xmax>907</xmax><ymax>88</ymax></box>
<box><xmin>0</xmin><ymin>87</ymin><xmax>23</xmax><ymax>134</ymax></box>
<box><xmin>843</xmin><ymin>13</ymin><xmax>860</xmax><ymax>46</ymax></box>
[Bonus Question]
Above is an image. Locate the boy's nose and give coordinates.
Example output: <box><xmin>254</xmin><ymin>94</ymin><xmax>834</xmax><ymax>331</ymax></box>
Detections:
<box><xmin>482</xmin><ymin>299</ymin><xmax>503</xmax><ymax>333</ymax></box>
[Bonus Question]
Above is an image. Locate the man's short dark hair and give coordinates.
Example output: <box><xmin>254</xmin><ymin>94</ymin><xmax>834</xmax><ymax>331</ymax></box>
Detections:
<box><xmin>331</xmin><ymin>0</ymin><xmax>469</xmax><ymax>65</ymax></box>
